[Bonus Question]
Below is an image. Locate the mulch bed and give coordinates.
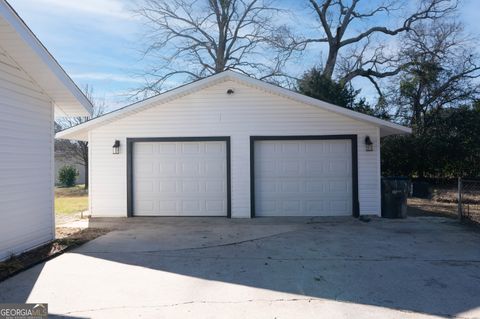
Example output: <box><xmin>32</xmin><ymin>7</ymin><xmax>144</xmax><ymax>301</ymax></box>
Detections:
<box><xmin>0</xmin><ymin>227</ymin><xmax>110</xmax><ymax>282</ymax></box>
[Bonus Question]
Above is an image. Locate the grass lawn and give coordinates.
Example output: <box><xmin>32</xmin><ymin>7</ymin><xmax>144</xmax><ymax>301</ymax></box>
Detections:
<box><xmin>55</xmin><ymin>185</ymin><xmax>88</xmax><ymax>215</ymax></box>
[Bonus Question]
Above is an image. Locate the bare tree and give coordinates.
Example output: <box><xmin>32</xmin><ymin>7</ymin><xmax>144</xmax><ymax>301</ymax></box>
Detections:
<box><xmin>299</xmin><ymin>0</ymin><xmax>457</xmax><ymax>93</ymax></box>
<box><xmin>134</xmin><ymin>0</ymin><xmax>297</xmax><ymax>95</ymax></box>
<box><xmin>55</xmin><ymin>86</ymin><xmax>106</xmax><ymax>189</ymax></box>
<box><xmin>390</xmin><ymin>21</ymin><xmax>480</xmax><ymax>129</ymax></box>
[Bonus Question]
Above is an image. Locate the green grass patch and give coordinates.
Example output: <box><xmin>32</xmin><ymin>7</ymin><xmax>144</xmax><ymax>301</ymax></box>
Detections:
<box><xmin>55</xmin><ymin>185</ymin><xmax>88</xmax><ymax>214</ymax></box>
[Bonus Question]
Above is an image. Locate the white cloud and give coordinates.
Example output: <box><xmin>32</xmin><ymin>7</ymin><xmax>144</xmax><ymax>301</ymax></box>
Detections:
<box><xmin>72</xmin><ymin>72</ymin><xmax>145</xmax><ymax>84</ymax></box>
<box><xmin>26</xmin><ymin>0</ymin><xmax>134</xmax><ymax>20</ymax></box>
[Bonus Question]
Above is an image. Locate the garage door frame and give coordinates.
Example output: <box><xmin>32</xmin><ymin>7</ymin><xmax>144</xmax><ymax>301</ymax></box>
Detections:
<box><xmin>127</xmin><ymin>137</ymin><xmax>231</xmax><ymax>217</ymax></box>
<box><xmin>250</xmin><ymin>135</ymin><xmax>359</xmax><ymax>218</ymax></box>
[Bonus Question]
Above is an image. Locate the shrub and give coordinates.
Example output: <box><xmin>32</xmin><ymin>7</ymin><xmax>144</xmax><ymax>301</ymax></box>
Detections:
<box><xmin>58</xmin><ymin>165</ymin><xmax>78</xmax><ymax>187</ymax></box>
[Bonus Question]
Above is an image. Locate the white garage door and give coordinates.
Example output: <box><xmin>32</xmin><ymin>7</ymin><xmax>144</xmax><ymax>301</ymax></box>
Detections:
<box><xmin>133</xmin><ymin>140</ymin><xmax>228</xmax><ymax>216</ymax></box>
<box><xmin>254</xmin><ymin>139</ymin><xmax>352</xmax><ymax>216</ymax></box>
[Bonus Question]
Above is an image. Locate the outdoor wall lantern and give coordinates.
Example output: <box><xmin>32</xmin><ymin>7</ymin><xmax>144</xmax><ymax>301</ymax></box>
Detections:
<box><xmin>365</xmin><ymin>136</ymin><xmax>374</xmax><ymax>152</ymax></box>
<box><xmin>112</xmin><ymin>140</ymin><xmax>120</xmax><ymax>154</ymax></box>
<box><xmin>227</xmin><ymin>88</ymin><xmax>235</xmax><ymax>95</ymax></box>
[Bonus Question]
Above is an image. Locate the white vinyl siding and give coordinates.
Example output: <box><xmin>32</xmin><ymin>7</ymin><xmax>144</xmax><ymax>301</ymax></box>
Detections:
<box><xmin>0</xmin><ymin>49</ymin><xmax>54</xmax><ymax>261</ymax></box>
<box><xmin>89</xmin><ymin>80</ymin><xmax>381</xmax><ymax>218</ymax></box>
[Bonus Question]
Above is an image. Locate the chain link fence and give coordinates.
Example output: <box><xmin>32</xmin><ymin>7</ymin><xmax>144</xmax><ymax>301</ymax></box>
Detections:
<box><xmin>459</xmin><ymin>178</ymin><xmax>480</xmax><ymax>224</ymax></box>
<box><xmin>407</xmin><ymin>178</ymin><xmax>480</xmax><ymax>225</ymax></box>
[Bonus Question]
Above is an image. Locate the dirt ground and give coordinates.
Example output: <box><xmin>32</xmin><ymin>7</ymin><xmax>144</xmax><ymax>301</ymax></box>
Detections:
<box><xmin>408</xmin><ymin>197</ymin><xmax>480</xmax><ymax>224</ymax></box>
<box><xmin>0</xmin><ymin>227</ymin><xmax>110</xmax><ymax>282</ymax></box>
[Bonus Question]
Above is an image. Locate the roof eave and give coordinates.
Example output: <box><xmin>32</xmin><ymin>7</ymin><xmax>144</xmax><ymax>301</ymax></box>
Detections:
<box><xmin>55</xmin><ymin>70</ymin><xmax>412</xmax><ymax>140</ymax></box>
<box><xmin>0</xmin><ymin>0</ymin><xmax>93</xmax><ymax>117</ymax></box>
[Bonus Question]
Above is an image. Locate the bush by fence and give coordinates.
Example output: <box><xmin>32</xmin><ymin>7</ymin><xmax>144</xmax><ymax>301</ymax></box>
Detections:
<box><xmin>58</xmin><ymin>165</ymin><xmax>78</xmax><ymax>187</ymax></box>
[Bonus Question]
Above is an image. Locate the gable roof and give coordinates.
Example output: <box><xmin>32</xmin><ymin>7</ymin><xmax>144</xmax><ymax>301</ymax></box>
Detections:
<box><xmin>56</xmin><ymin>70</ymin><xmax>411</xmax><ymax>140</ymax></box>
<box><xmin>0</xmin><ymin>0</ymin><xmax>92</xmax><ymax>116</ymax></box>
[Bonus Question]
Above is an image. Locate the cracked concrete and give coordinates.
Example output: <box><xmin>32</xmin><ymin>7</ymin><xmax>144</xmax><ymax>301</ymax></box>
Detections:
<box><xmin>1</xmin><ymin>216</ymin><xmax>480</xmax><ymax>318</ymax></box>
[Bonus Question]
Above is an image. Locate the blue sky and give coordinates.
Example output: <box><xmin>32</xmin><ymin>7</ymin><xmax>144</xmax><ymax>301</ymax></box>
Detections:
<box><xmin>8</xmin><ymin>0</ymin><xmax>480</xmax><ymax>111</ymax></box>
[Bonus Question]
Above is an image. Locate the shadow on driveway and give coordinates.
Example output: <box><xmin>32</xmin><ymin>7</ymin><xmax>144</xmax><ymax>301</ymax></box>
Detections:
<box><xmin>1</xmin><ymin>217</ymin><xmax>480</xmax><ymax>318</ymax></box>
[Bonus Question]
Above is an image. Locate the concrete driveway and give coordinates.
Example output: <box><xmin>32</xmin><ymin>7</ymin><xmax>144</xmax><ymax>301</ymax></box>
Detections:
<box><xmin>1</xmin><ymin>217</ymin><xmax>480</xmax><ymax>319</ymax></box>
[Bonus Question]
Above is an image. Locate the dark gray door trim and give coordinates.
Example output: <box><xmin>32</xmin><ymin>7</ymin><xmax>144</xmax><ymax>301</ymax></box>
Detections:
<box><xmin>249</xmin><ymin>135</ymin><xmax>359</xmax><ymax>218</ymax></box>
<box><xmin>127</xmin><ymin>137</ymin><xmax>231</xmax><ymax>218</ymax></box>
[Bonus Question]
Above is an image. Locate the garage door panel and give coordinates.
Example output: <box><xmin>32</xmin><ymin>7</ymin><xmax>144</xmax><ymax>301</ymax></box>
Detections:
<box><xmin>283</xmin><ymin>200</ymin><xmax>301</xmax><ymax>212</ymax></box>
<box><xmin>305</xmin><ymin>160</ymin><xmax>323</xmax><ymax>175</ymax></box>
<box><xmin>180</xmin><ymin>160</ymin><xmax>200</xmax><ymax>175</ymax></box>
<box><xmin>326</xmin><ymin>159</ymin><xmax>351</xmax><ymax>175</ymax></box>
<box><xmin>281</xmin><ymin>142</ymin><xmax>301</xmax><ymax>153</ymax></box>
<box><xmin>281</xmin><ymin>181</ymin><xmax>301</xmax><ymax>192</ymax></box>
<box><xmin>256</xmin><ymin>179</ymin><xmax>276</xmax><ymax>193</ymax></box>
<box><xmin>136</xmin><ymin>162</ymin><xmax>154</xmax><ymax>174</ymax></box>
<box><xmin>305</xmin><ymin>143</ymin><xmax>325</xmax><ymax>155</ymax></box>
<box><xmin>159</xmin><ymin>180</ymin><xmax>177</xmax><ymax>192</ymax></box>
<box><xmin>330</xmin><ymin>200</ymin><xmax>350</xmax><ymax>213</ymax></box>
<box><xmin>159</xmin><ymin>143</ymin><xmax>176</xmax><ymax>154</ymax></box>
<box><xmin>159</xmin><ymin>161</ymin><xmax>177</xmax><ymax>175</ymax></box>
<box><xmin>136</xmin><ymin>180</ymin><xmax>154</xmax><ymax>193</ymax></box>
<box><xmin>133</xmin><ymin>140</ymin><xmax>228</xmax><ymax>216</ymax></box>
<box><xmin>137</xmin><ymin>200</ymin><xmax>154</xmax><ymax>212</ymax></box>
<box><xmin>206</xmin><ymin>200</ymin><xmax>225</xmax><ymax>212</ymax></box>
<box><xmin>182</xmin><ymin>200</ymin><xmax>200</xmax><ymax>212</ymax></box>
<box><xmin>306</xmin><ymin>200</ymin><xmax>324</xmax><ymax>213</ymax></box>
<box><xmin>136</xmin><ymin>143</ymin><xmax>154</xmax><ymax>154</ymax></box>
<box><xmin>256</xmin><ymin>160</ymin><xmax>276</xmax><ymax>176</ymax></box>
<box><xmin>205</xmin><ymin>180</ymin><xmax>226</xmax><ymax>193</ymax></box>
<box><xmin>159</xmin><ymin>200</ymin><xmax>177</xmax><ymax>211</ymax></box>
<box><xmin>206</xmin><ymin>160</ymin><xmax>226</xmax><ymax>176</ymax></box>
<box><xmin>281</xmin><ymin>160</ymin><xmax>302</xmax><ymax>176</ymax></box>
<box><xmin>328</xmin><ymin>142</ymin><xmax>349</xmax><ymax>153</ymax></box>
<box><xmin>305</xmin><ymin>180</ymin><xmax>325</xmax><ymax>192</ymax></box>
<box><xmin>205</xmin><ymin>142</ymin><xmax>224</xmax><ymax>153</ymax></box>
<box><xmin>257</xmin><ymin>200</ymin><xmax>276</xmax><ymax>214</ymax></box>
<box><xmin>254</xmin><ymin>139</ymin><xmax>352</xmax><ymax>217</ymax></box>
<box><xmin>181</xmin><ymin>143</ymin><xmax>200</xmax><ymax>154</ymax></box>
<box><xmin>328</xmin><ymin>180</ymin><xmax>350</xmax><ymax>192</ymax></box>
<box><xmin>181</xmin><ymin>180</ymin><xmax>200</xmax><ymax>193</ymax></box>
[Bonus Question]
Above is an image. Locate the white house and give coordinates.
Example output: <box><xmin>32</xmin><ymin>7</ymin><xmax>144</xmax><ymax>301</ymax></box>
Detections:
<box><xmin>57</xmin><ymin>71</ymin><xmax>410</xmax><ymax>219</ymax></box>
<box><xmin>0</xmin><ymin>0</ymin><xmax>92</xmax><ymax>261</ymax></box>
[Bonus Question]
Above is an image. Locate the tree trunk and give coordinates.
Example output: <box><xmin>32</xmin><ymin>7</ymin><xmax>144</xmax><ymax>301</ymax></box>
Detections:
<box><xmin>322</xmin><ymin>44</ymin><xmax>339</xmax><ymax>79</ymax></box>
<box><xmin>84</xmin><ymin>159</ymin><xmax>89</xmax><ymax>190</ymax></box>
<box><xmin>216</xmin><ymin>27</ymin><xmax>227</xmax><ymax>73</ymax></box>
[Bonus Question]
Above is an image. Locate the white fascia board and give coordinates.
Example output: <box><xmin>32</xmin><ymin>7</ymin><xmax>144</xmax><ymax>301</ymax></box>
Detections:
<box><xmin>0</xmin><ymin>0</ymin><xmax>93</xmax><ymax>116</ymax></box>
<box><xmin>56</xmin><ymin>70</ymin><xmax>411</xmax><ymax>140</ymax></box>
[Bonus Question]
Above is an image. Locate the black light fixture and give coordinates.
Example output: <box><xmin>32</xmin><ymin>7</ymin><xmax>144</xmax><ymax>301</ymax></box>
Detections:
<box><xmin>112</xmin><ymin>140</ymin><xmax>120</xmax><ymax>154</ymax></box>
<box><xmin>365</xmin><ymin>136</ymin><xmax>373</xmax><ymax>152</ymax></box>
<box><xmin>226</xmin><ymin>88</ymin><xmax>234</xmax><ymax>95</ymax></box>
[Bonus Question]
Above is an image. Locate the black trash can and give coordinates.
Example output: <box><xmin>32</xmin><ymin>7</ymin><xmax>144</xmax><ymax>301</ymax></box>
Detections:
<box><xmin>411</xmin><ymin>181</ymin><xmax>431</xmax><ymax>198</ymax></box>
<box><xmin>381</xmin><ymin>177</ymin><xmax>409</xmax><ymax>218</ymax></box>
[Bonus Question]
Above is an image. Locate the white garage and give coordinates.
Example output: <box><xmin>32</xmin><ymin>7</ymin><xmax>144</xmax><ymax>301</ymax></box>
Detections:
<box><xmin>57</xmin><ymin>70</ymin><xmax>411</xmax><ymax>219</ymax></box>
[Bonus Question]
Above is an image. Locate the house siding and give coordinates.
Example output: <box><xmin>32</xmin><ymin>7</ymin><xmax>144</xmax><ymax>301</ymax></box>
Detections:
<box><xmin>0</xmin><ymin>49</ymin><xmax>54</xmax><ymax>261</ymax></box>
<box><xmin>89</xmin><ymin>80</ymin><xmax>381</xmax><ymax>218</ymax></box>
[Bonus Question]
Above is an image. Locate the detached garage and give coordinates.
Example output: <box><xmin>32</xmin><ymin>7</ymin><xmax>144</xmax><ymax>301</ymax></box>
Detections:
<box><xmin>57</xmin><ymin>70</ymin><xmax>410</xmax><ymax>218</ymax></box>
